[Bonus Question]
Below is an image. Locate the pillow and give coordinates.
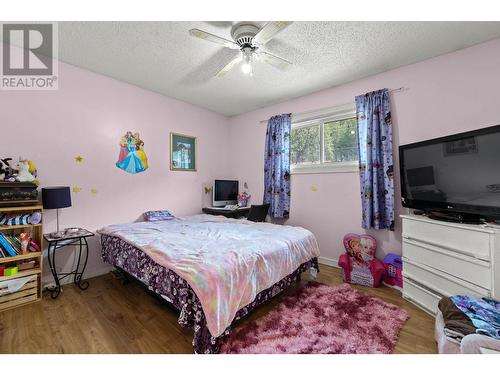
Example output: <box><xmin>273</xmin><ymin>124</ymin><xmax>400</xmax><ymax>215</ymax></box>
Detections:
<box><xmin>143</xmin><ymin>210</ymin><xmax>175</xmax><ymax>222</ymax></box>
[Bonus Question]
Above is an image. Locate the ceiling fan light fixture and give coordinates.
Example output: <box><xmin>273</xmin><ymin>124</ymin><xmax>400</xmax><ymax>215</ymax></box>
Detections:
<box><xmin>241</xmin><ymin>62</ymin><xmax>252</xmax><ymax>75</ymax></box>
<box><xmin>241</xmin><ymin>48</ymin><xmax>253</xmax><ymax>75</ymax></box>
<box><xmin>189</xmin><ymin>22</ymin><xmax>292</xmax><ymax>78</ymax></box>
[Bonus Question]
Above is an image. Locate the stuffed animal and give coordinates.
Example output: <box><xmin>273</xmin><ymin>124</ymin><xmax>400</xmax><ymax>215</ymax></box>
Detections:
<box><xmin>16</xmin><ymin>160</ymin><xmax>36</xmax><ymax>183</ymax></box>
<box><xmin>0</xmin><ymin>159</ymin><xmax>7</xmax><ymax>180</ymax></box>
<box><xmin>0</xmin><ymin>158</ymin><xmax>17</xmax><ymax>182</ymax></box>
<box><xmin>26</xmin><ymin>160</ymin><xmax>37</xmax><ymax>177</ymax></box>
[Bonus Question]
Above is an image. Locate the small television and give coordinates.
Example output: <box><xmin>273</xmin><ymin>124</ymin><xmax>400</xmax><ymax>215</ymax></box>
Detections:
<box><xmin>399</xmin><ymin>124</ymin><xmax>500</xmax><ymax>223</ymax></box>
<box><xmin>213</xmin><ymin>180</ymin><xmax>238</xmax><ymax>207</ymax></box>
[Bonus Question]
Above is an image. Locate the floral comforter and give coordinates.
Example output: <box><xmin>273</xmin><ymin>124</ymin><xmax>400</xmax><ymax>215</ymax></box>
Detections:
<box><xmin>97</xmin><ymin>214</ymin><xmax>320</xmax><ymax>337</ymax></box>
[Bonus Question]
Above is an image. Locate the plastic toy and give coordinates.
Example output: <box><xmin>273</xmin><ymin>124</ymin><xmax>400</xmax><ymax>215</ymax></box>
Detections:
<box><xmin>20</xmin><ymin>232</ymin><xmax>32</xmax><ymax>254</ymax></box>
<box><xmin>237</xmin><ymin>191</ymin><xmax>251</xmax><ymax>207</ymax></box>
<box><xmin>29</xmin><ymin>240</ymin><xmax>41</xmax><ymax>252</ymax></box>
<box><xmin>4</xmin><ymin>266</ymin><xmax>18</xmax><ymax>276</ymax></box>
<box><xmin>338</xmin><ymin>233</ymin><xmax>385</xmax><ymax>287</ymax></box>
<box><xmin>383</xmin><ymin>253</ymin><xmax>403</xmax><ymax>288</ymax></box>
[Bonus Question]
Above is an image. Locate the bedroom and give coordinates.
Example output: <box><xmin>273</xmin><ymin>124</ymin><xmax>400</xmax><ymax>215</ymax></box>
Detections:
<box><xmin>1</xmin><ymin>0</ymin><xmax>499</xmax><ymax>371</ymax></box>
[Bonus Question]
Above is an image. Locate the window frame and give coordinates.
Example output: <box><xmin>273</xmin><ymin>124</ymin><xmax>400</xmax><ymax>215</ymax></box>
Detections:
<box><xmin>291</xmin><ymin>103</ymin><xmax>359</xmax><ymax>174</ymax></box>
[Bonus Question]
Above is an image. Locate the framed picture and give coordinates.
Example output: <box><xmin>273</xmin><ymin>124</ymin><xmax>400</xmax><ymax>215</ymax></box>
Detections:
<box><xmin>443</xmin><ymin>136</ymin><xmax>478</xmax><ymax>156</ymax></box>
<box><xmin>170</xmin><ymin>132</ymin><xmax>197</xmax><ymax>171</ymax></box>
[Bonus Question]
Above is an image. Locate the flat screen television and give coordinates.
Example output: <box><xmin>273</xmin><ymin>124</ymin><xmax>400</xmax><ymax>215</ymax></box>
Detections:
<box><xmin>399</xmin><ymin>124</ymin><xmax>500</xmax><ymax>223</ymax></box>
<box><xmin>213</xmin><ymin>180</ymin><xmax>238</xmax><ymax>207</ymax></box>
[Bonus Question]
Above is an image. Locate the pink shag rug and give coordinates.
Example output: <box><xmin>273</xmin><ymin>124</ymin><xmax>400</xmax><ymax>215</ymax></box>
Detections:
<box><xmin>220</xmin><ymin>282</ymin><xmax>409</xmax><ymax>354</ymax></box>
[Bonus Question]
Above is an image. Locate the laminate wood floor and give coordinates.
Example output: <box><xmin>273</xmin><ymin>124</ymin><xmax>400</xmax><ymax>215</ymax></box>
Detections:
<box><xmin>0</xmin><ymin>265</ymin><xmax>437</xmax><ymax>354</ymax></box>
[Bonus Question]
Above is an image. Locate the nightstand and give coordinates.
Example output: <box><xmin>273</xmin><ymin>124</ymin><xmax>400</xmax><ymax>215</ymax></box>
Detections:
<box><xmin>43</xmin><ymin>228</ymin><xmax>94</xmax><ymax>299</ymax></box>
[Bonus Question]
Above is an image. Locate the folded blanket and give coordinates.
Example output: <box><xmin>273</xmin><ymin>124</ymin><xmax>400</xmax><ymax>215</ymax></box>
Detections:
<box><xmin>438</xmin><ymin>297</ymin><xmax>476</xmax><ymax>341</ymax></box>
<box><xmin>450</xmin><ymin>295</ymin><xmax>500</xmax><ymax>340</ymax></box>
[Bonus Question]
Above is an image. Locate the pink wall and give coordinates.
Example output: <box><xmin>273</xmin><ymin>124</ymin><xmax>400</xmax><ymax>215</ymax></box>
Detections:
<box><xmin>228</xmin><ymin>38</ymin><xmax>500</xmax><ymax>263</ymax></box>
<box><xmin>0</xmin><ymin>58</ymin><xmax>230</xmax><ymax>281</ymax></box>
<box><xmin>2</xmin><ymin>37</ymin><xmax>499</xmax><ymax>281</ymax></box>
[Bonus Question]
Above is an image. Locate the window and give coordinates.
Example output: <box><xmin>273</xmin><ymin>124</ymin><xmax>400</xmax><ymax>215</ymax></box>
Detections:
<box><xmin>291</xmin><ymin>104</ymin><xmax>359</xmax><ymax>174</ymax></box>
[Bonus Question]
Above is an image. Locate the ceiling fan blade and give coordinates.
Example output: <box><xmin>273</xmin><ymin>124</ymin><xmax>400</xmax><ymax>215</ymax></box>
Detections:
<box><xmin>215</xmin><ymin>54</ymin><xmax>242</xmax><ymax>77</ymax></box>
<box><xmin>253</xmin><ymin>21</ymin><xmax>292</xmax><ymax>45</ymax></box>
<box><xmin>189</xmin><ymin>29</ymin><xmax>239</xmax><ymax>50</ymax></box>
<box><xmin>257</xmin><ymin>51</ymin><xmax>292</xmax><ymax>71</ymax></box>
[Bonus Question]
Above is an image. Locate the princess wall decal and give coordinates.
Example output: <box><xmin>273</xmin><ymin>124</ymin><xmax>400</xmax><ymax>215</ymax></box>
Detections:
<box><xmin>116</xmin><ymin>131</ymin><xmax>149</xmax><ymax>174</ymax></box>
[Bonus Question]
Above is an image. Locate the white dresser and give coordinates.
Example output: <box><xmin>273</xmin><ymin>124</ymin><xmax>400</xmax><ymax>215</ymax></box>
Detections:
<box><xmin>401</xmin><ymin>214</ymin><xmax>500</xmax><ymax>315</ymax></box>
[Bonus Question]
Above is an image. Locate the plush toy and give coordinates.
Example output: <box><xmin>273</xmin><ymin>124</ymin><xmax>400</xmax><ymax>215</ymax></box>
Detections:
<box><xmin>0</xmin><ymin>158</ymin><xmax>17</xmax><ymax>182</ymax></box>
<box><xmin>0</xmin><ymin>159</ymin><xmax>7</xmax><ymax>180</ymax></box>
<box><xmin>16</xmin><ymin>160</ymin><xmax>36</xmax><ymax>183</ymax></box>
<box><xmin>26</xmin><ymin>160</ymin><xmax>37</xmax><ymax>177</ymax></box>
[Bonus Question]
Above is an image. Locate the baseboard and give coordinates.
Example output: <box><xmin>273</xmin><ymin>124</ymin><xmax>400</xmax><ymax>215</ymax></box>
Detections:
<box><xmin>42</xmin><ymin>265</ymin><xmax>113</xmax><ymax>290</ymax></box>
<box><xmin>318</xmin><ymin>256</ymin><xmax>339</xmax><ymax>268</ymax></box>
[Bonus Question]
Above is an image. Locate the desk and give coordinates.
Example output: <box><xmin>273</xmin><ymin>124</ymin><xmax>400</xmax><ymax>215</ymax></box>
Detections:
<box><xmin>202</xmin><ymin>206</ymin><xmax>250</xmax><ymax>219</ymax></box>
<box><xmin>44</xmin><ymin>228</ymin><xmax>94</xmax><ymax>299</ymax></box>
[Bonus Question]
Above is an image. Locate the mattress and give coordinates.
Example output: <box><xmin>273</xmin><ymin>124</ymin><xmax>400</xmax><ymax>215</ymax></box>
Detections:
<box><xmin>98</xmin><ymin>214</ymin><xmax>320</xmax><ymax>340</ymax></box>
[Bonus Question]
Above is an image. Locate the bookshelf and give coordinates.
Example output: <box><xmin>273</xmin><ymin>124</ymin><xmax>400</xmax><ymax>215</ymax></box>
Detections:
<box><xmin>0</xmin><ymin>204</ymin><xmax>43</xmax><ymax>311</ymax></box>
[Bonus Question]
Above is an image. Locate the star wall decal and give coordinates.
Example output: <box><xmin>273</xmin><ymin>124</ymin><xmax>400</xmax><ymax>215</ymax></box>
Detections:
<box><xmin>90</xmin><ymin>188</ymin><xmax>98</xmax><ymax>194</ymax></box>
<box><xmin>72</xmin><ymin>186</ymin><xmax>82</xmax><ymax>193</ymax></box>
<box><xmin>75</xmin><ymin>155</ymin><xmax>84</xmax><ymax>163</ymax></box>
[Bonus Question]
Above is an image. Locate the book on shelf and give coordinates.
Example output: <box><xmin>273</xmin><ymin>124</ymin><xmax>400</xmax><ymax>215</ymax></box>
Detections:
<box><xmin>0</xmin><ymin>233</ymin><xmax>40</xmax><ymax>258</ymax></box>
<box><xmin>5</xmin><ymin>235</ymin><xmax>21</xmax><ymax>255</ymax></box>
<box><xmin>0</xmin><ymin>232</ymin><xmax>17</xmax><ymax>257</ymax></box>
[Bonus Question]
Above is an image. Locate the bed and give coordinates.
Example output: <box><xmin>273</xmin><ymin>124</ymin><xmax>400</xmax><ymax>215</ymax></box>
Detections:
<box><xmin>98</xmin><ymin>214</ymin><xmax>320</xmax><ymax>353</ymax></box>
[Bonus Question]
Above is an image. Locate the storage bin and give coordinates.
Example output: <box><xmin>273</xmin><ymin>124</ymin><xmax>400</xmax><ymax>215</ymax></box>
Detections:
<box><xmin>0</xmin><ymin>275</ymin><xmax>38</xmax><ymax>310</ymax></box>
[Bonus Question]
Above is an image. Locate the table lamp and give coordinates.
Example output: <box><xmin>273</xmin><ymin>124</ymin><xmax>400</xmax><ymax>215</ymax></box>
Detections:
<box><xmin>42</xmin><ymin>186</ymin><xmax>72</xmax><ymax>236</ymax></box>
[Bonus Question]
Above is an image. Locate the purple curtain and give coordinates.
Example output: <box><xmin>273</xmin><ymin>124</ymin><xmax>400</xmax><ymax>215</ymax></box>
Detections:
<box><xmin>356</xmin><ymin>89</ymin><xmax>395</xmax><ymax>230</ymax></box>
<box><xmin>264</xmin><ymin>114</ymin><xmax>291</xmax><ymax>219</ymax></box>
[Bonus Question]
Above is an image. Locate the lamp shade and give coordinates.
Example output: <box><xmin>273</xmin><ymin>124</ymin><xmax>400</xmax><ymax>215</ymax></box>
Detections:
<box><xmin>42</xmin><ymin>186</ymin><xmax>72</xmax><ymax>209</ymax></box>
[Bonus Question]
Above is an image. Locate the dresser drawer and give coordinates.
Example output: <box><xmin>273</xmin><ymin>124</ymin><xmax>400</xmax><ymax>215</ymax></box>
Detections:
<box><xmin>403</xmin><ymin>259</ymin><xmax>490</xmax><ymax>298</ymax></box>
<box><xmin>402</xmin><ymin>239</ymin><xmax>491</xmax><ymax>290</ymax></box>
<box><xmin>402</xmin><ymin>217</ymin><xmax>491</xmax><ymax>260</ymax></box>
<box><xmin>403</xmin><ymin>277</ymin><xmax>440</xmax><ymax>315</ymax></box>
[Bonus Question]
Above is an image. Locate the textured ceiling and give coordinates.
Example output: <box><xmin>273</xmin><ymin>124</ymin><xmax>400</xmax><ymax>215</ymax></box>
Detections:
<box><xmin>58</xmin><ymin>21</ymin><xmax>500</xmax><ymax>116</ymax></box>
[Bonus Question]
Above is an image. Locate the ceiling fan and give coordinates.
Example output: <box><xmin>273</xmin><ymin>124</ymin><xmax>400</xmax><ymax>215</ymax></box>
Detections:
<box><xmin>189</xmin><ymin>21</ymin><xmax>293</xmax><ymax>77</ymax></box>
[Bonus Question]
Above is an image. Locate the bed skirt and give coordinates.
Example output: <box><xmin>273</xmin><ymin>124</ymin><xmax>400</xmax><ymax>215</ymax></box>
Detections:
<box><xmin>100</xmin><ymin>234</ymin><xmax>319</xmax><ymax>354</ymax></box>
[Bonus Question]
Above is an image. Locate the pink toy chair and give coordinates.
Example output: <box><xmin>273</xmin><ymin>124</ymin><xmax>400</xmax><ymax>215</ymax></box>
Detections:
<box><xmin>338</xmin><ymin>233</ymin><xmax>385</xmax><ymax>287</ymax></box>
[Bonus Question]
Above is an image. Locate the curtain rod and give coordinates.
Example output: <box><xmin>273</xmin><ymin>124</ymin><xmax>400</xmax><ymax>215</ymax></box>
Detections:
<box><xmin>258</xmin><ymin>87</ymin><xmax>406</xmax><ymax>124</ymax></box>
